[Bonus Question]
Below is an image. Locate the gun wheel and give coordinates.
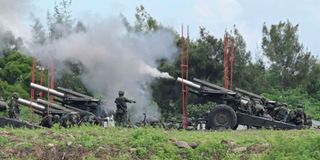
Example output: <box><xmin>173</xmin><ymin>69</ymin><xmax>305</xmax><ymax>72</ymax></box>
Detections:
<box><xmin>207</xmin><ymin>104</ymin><xmax>237</xmax><ymax>130</ymax></box>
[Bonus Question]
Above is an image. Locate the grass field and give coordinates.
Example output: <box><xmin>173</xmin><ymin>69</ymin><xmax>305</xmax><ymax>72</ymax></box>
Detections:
<box><xmin>0</xmin><ymin>126</ymin><xmax>319</xmax><ymax>160</ymax></box>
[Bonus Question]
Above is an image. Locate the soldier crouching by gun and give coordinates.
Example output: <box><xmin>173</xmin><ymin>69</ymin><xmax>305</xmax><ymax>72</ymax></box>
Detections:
<box><xmin>114</xmin><ymin>90</ymin><xmax>136</xmax><ymax>127</ymax></box>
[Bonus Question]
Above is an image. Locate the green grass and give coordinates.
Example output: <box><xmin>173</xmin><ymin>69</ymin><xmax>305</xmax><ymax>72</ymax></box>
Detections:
<box><xmin>0</xmin><ymin>126</ymin><xmax>319</xmax><ymax>159</ymax></box>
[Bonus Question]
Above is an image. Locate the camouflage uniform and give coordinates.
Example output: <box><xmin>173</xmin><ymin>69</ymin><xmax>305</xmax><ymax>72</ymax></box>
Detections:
<box><xmin>40</xmin><ymin>115</ymin><xmax>53</xmax><ymax>128</ymax></box>
<box><xmin>114</xmin><ymin>91</ymin><xmax>135</xmax><ymax>127</ymax></box>
<box><xmin>8</xmin><ymin>93</ymin><xmax>20</xmax><ymax>119</ymax></box>
<box><xmin>256</xmin><ymin>98</ymin><xmax>273</xmax><ymax>119</ymax></box>
<box><xmin>287</xmin><ymin>105</ymin><xmax>305</xmax><ymax>126</ymax></box>
<box><xmin>53</xmin><ymin>115</ymin><xmax>60</xmax><ymax>124</ymax></box>
<box><xmin>265</xmin><ymin>102</ymin><xmax>279</xmax><ymax>117</ymax></box>
<box><xmin>296</xmin><ymin>109</ymin><xmax>305</xmax><ymax>125</ymax></box>
<box><xmin>60</xmin><ymin>113</ymin><xmax>79</xmax><ymax>128</ymax></box>
<box><xmin>304</xmin><ymin>115</ymin><xmax>312</xmax><ymax>127</ymax></box>
<box><xmin>272</xmin><ymin>104</ymin><xmax>288</xmax><ymax>121</ymax></box>
<box><xmin>79</xmin><ymin>111</ymin><xmax>96</xmax><ymax>125</ymax></box>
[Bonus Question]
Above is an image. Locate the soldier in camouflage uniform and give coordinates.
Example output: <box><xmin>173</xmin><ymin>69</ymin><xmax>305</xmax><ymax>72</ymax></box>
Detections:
<box><xmin>265</xmin><ymin>101</ymin><xmax>278</xmax><ymax>117</ymax></box>
<box><xmin>304</xmin><ymin>115</ymin><xmax>312</xmax><ymax>127</ymax></box>
<box><xmin>8</xmin><ymin>93</ymin><xmax>20</xmax><ymax>119</ymax></box>
<box><xmin>53</xmin><ymin>115</ymin><xmax>60</xmax><ymax>124</ymax></box>
<box><xmin>60</xmin><ymin>113</ymin><xmax>79</xmax><ymax>128</ymax></box>
<box><xmin>78</xmin><ymin>111</ymin><xmax>96</xmax><ymax>126</ymax></box>
<box><xmin>287</xmin><ymin>105</ymin><xmax>305</xmax><ymax>126</ymax></box>
<box><xmin>256</xmin><ymin>98</ymin><xmax>273</xmax><ymax>119</ymax></box>
<box><xmin>272</xmin><ymin>103</ymin><xmax>289</xmax><ymax>122</ymax></box>
<box><xmin>114</xmin><ymin>91</ymin><xmax>135</xmax><ymax>127</ymax></box>
<box><xmin>40</xmin><ymin>114</ymin><xmax>53</xmax><ymax>128</ymax></box>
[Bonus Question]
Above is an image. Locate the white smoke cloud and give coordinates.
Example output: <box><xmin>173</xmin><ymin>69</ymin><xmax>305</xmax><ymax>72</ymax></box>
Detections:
<box><xmin>0</xmin><ymin>0</ymin><xmax>32</xmax><ymax>40</ymax></box>
<box><xmin>29</xmin><ymin>18</ymin><xmax>177</xmax><ymax>121</ymax></box>
<box><xmin>0</xmin><ymin>0</ymin><xmax>34</xmax><ymax>52</ymax></box>
<box><xmin>0</xmin><ymin>0</ymin><xmax>177</xmax><ymax>121</ymax></box>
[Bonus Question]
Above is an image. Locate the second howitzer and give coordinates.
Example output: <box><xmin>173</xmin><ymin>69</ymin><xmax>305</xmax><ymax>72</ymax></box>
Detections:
<box><xmin>17</xmin><ymin>83</ymin><xmax>106</xmax><ymax>128</ymax></box>
<box><xmin>176</xmin><ymin>77</ymin><xmax>312</xmax><ymax>130</ymax></box>
<box><xmin>30</xmin><ymin>82</ymin><xmax>101</xmax><ymax>115</ymax></box>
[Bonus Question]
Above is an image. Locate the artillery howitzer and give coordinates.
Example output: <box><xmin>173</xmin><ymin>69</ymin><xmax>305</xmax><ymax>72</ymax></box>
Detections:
<box><xmin>29</xmin><ymin>83</ymin><xmax>101</xmax><ymax>115</ymax></box>
<box><xmin>16</xmin><ymin>83</ymin><xmax>106</xmax><ymax>128</ymax></box>
<box><xmin>177</xmin><ymin>77</ymin><xmax>306</xmax><ymax>130</ymax></box>
<box><xmin>17</xmin><ymin>98</ymin><xmax>79</xmax><ymax>116</ymax></box>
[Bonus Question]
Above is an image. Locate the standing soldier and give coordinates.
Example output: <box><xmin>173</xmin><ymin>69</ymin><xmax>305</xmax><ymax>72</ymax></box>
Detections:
<box><xmin>114</xmin><ymin>90</ymin><xmax>136</xmax><ymax>127</ymax></box>
<box><xmin>8</xmin><ymin>93</ymin><xmax>20</xmax><ymax>119</ymax></box>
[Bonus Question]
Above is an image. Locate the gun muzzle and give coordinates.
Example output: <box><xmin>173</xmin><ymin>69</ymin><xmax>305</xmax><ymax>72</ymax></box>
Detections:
<box><xmin>30</xmin><ymin>83</ymin><xmax>65</xmax><ymax>97</ymax></box>
<box><xmin>176</xmin><ymin>77</ymin><xmax>201</xmax><ymax>89</ymax></box>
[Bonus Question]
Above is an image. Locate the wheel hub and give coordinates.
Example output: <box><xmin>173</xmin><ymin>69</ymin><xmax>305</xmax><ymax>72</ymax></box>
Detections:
<box><xmin>215</xmin><ymin>113</ymin><xmax>229</xmax><ymax>125</ymax></box>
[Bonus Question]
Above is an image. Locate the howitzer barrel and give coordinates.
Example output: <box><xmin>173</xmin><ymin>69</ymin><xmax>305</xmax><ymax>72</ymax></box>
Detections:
<box><xmin>235</xmin><ymin>88</ymin><xmax>262</xmax><ymax>99</ymax></box>
<box><xmin>176</xmin><ymin>77</ymin><xmax>201</xmax><ymax>89</ymax></box>
<box><xmin>36</xmin><ymin>99</ymin><xmax>74</xmax><ymax>112</ymax></box>
<box><xmin>193</xmin><ymin>78</ymin><xmax>235</xmax><ymax>94</ymax></box>
<box><xmin>30</xmin><ymin>83</ymin><xmax>65</xmax><ymax>97</ymax></box>
<box><xmin>18</xmin><ymin>98</ymin><xmax>71</xmax><ymax>115</ymax></box>
<box><xmin>57</xmin><ymin>87</ymin><xmax>93</xmax><ymax>99</ymax></box>
<box><xmin>32</xmin><ymin>109</ymin><xmax>45</xmax><ymax>116</ymax></box>
<box><xmin>16</xmin><ymin>99</ymin><xmax>44</xmax><ymax>116</ymax></box>
<box><xmin>18</xmin><ymin>98</ymin><xmax>46</xmax><ymax>110</ymax></box>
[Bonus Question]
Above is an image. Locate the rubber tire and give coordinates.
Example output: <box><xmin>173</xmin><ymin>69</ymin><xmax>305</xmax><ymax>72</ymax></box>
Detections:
<box><xmin>207</xmin><ymin>104</ymin><xmax>237</xmax><ymax>130</ymax></box>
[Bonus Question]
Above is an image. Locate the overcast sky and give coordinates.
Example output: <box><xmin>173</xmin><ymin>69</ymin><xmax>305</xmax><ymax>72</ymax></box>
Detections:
<box><xmin>32</xmin><ymin>0</ymin><xmax>320</xmax><ymax>58</ymax></box>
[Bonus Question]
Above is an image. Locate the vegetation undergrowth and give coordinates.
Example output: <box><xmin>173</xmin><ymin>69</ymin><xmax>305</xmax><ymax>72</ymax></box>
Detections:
<box><xmin>0</xmin><ymin>126</ymin><xmax>319</xmax><ymax>160</ymax></box>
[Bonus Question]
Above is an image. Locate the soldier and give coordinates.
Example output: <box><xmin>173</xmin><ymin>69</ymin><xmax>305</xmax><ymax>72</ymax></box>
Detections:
<box><xmin>295</xmin><ymin>105</ymin><xmax>305</xmax><ymax>126</ymax></box>
<box><xmin>114</xmin><ymin>90</ymin><xmax>136</xmax><ymax>127</ymax></box>
<box><xmin>304</xmin><ymin>115</ymin><xmax>312</xmax><ymax>127</ymax></box>
<box><xmin>272</xmin><ymin>103</ymin><xmax>289</xmax><ymax>122</ymax></box>
<box><xmin>266</xmin><ymin>102</ymin><xmax>278</xmax><ymax>117</ymax></box>
<box><xmin>287</xmin><ymin>105</ymin><xmax>305</xmax><ymax>126</ymax></box>
<box><xmin>52</xmin><ymin>115</ymin><xmax>60</xmax><ymax>124</ymax></box>
<box><xmin>78</xmin><ymin>111</ymin><xmax>96</xmax><ymax>125</ymax></box>
<box><xmin>40</xmin><ymin>114</ymin><xmax>53</xmax><ymax>128</ymax></box>
<box><xmin>60</xmin><ymin>113</ymin><xmax>79</xmax><ymax>128</ymax></box>
<box><xmin>8</xmin><ymin>93</ymin><xmax>20</xmax><ymax>119</ymax></box>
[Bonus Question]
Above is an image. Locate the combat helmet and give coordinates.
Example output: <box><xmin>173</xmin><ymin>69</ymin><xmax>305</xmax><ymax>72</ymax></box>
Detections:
<box><xmin>118</xmin><ymin>90</ymin><xmax>125</xmax><ymax>96</ymax></box>
<box><xmin>12</xmin><ymin>92</ymin><xmax>19</xmax><ymax>99</ymax></box>
<box><xmin>297</xmin><ymin>104</ymin><xmax>304</xmax><ymax>109</ymax></box>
